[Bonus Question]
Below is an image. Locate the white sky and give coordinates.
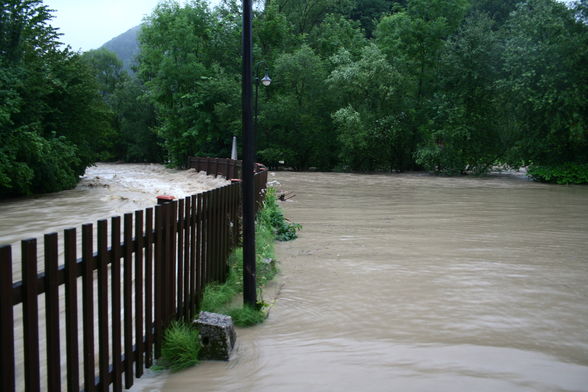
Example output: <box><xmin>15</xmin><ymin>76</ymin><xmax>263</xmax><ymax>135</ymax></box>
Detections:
<box><xmin>44</xmin><ymin>0</ymin><xmax>221</xmax><ymax>52</ymax></box>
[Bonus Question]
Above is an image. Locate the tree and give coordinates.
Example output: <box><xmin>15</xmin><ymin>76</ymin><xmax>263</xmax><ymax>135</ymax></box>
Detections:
<box><xmin>500</xmin><ymin>0</ymin><xmax>588</xmax><ymax>166</ymax></box>
<box><xmin>1</xmin><ymin>0</ymin><xmax>114</xmax><ymax>196</ymax></box>
<box><xmin>259</xmin><ymin>45</ymin><xmax>334</xmax><ymax>169</ymax></box>
<box><xmin>328</xmin><ymin>45</ymin><xmax>411</xmax><ymax>170</ymax></box>
<box><xmin>416</xmin><ymin>13</ymin><xmax>508</xmax><ymax>174</ymax></box>
<box><xmin>138</xmin><ymin>0</ymin><xmax>240</xmax><ymax>166</ymax></box>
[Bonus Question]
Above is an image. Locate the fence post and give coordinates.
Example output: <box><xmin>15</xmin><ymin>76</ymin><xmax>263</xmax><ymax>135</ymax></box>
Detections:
<box><xmin>64</xmin><ymin>229</ymin><xmax>81</xmax><ymax>392</ymax></box>
<box><xmin>82</xmin><ymin>224</ymin><xmax>96</xmax><ymax>392</ymax></box>
<box><xmin>0</xmin><ymin>246</ymin><xmax>15</xmax><ymax>392</ymax></box>
<box><xmin>97</xmin><ymin>220</ymin><xmax>110</xmax><ymax>391</ymax></box>
<box><xmin>44</xmin><ymin>233</ymin><xmax>61</xmax><ymax>392</ymax></box>
<box><xmin>123</xmin><ymin>214</ymin><xmax>134</xmax><ymax>389</ymax></box>
<box><xmin>110</xmin><ymin>218</ymin><xmax>122</xmax><ymax>392</ymax></box>
<box><xmin>134</xmin><ymin>210</ymin><xmax>144</xmax><ymax>377</ymax></box>
<box><xmin>154</xmin><ymin>205</ymin><xmax>164</xmax><ymax>359</ymax></box>
<box><xmin>144</xmin><ymin>208</ymin><xmax>154</xmax><ymax>367</ymax></box>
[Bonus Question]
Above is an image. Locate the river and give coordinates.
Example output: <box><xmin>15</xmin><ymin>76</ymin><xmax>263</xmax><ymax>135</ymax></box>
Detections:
<box><xmin>2</xmin><ymin>168</ymin><xmax>587</xmax><ymax>391</ymax></box>
<box><xmin>143</xmin><ymin>171</ymin><xmax>588</xmax><ymax>392</ymax></box>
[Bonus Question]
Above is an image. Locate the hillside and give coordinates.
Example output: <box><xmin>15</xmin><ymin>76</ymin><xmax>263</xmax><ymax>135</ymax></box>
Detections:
<box><xmin>101</xmin><ymin>25</ymin><xmax>141</xmax><ymax>72</ymax></box>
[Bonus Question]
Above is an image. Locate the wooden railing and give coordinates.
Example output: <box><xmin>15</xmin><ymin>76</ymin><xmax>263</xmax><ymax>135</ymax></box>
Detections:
<box><xmin>187</xmin><ymin>157</ymin><xmax>242</xmax><ymax>180</ymax></box>
<box><xmin>0</xmin><ymin>168</ymin><xmax>268</xmax><ymax>392</ymax></box>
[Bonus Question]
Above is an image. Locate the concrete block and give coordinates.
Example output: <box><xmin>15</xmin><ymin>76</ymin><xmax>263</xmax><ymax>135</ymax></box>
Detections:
<box><xmin>193</xmin><ymin>311</ymin><xmax>236</xmax><ymax>361</ymax></box>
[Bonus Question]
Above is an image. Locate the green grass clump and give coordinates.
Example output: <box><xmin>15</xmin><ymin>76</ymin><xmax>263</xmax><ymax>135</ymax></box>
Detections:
<box><xmin>227</xmin><ymin>305</ymin><xmax>267</xmax><ymax>326</ymax></box>
<box><xmin>159</xmin><ymin>321</ymin><xmax>200</xmax><ymax>372</ymax></box>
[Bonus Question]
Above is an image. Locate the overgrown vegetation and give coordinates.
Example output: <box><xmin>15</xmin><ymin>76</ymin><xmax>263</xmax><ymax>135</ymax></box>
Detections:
<box><xmin>158</xmin><ymin>188</ymin><xmax>299</xmax><ymax>370</ymax></box>
<box><xmin>200</xmin><ymin>187</ymin><xmax>299</xmax><ymax>326</ymax></box>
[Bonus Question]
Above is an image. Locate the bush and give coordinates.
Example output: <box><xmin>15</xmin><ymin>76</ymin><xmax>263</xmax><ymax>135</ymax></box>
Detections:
<box><xmin>0</xmin><ymin>131</ymin><xmax>82</xmax><ymax>197</ymax></box>
<box><xmin>258</xmin><ymin>187</ymin><xmax>302</xmax><ymax>241</ymax></box>
<box><xmin>528</xmin><ymin>163</ymin><xmax>588</xmax><ymax>185</ymax></box>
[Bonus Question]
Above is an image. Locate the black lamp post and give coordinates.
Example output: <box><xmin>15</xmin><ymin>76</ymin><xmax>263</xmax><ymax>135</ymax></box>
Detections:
<box><xmin>241</xmin><ymin>0</ymin><xmax>256</xmax><ymax>308</ymax></box>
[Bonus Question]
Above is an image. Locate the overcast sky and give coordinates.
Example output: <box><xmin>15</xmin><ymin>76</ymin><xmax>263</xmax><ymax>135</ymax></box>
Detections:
<box><xmin>44</xmin><ymin>0</ymin><xmax>221</xmax><ymax>52</ymax></box>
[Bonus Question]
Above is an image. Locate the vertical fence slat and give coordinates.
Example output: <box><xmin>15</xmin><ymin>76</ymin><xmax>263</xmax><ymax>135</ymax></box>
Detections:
<box><xmin>0</xmin><ymin>246</ymin><xmax>15</xmax><ymax>392</ymax></box>
<box><xmin>154</xmin><ymin>205</ymin><xmax>163</xmax><ymax>359</ymax></box>
<box><xmin>22</xmin><ymin>239</ymin><xmax>40</xmax><ymax>392</ymax></box>
<box><xmin>222</xmin><ymin>185</ymin><xmax>229</xmax><ymax>281</ymax></box>
<box><xmin>82</xmin><ymin>224</ymin><xmax>96</xmax><ymax>392</ymax></box>
<box><xmin>145</xmin><ymin>208</ymin><xmax>154</xmax><ymax>367</ymax></box>
<box><xmin>177</xmin><ymin>199</ymin><xmax>185</xmax><ymax>320</ymax></box>
<box><xmin>216</xmin><ymin>187</ymin><xmax>223</xmax><ymax>282</ymax></box>
<box><xmin>183</xmin><ymin>197</ymin><xmax>191</xmax><ymax>320</ymax></box>
<box><xmin>212</xmin><ymin>190</ymin><xmax>219</xmax><ymax>282</ymax></box>
<box><xmin>194</xmin><ymin>194</ymin><xmax>202</xmax><ymax>310</ymax></box>
<box><xmin>170</xmin><ymin>201</ymin><xmax>177</xmax><ymax>324</ymax></box>
<box><xmin>44</xmin><ymin>233</ymin><xmax>61</xmax><ymax>392</ymax></box>
<box><xmin>135</xmin><ymin>210</ymin><xmax>144</xmax><ymax>377</ymax></box>
<box><xmin>123</xmin><ymin>213</ymin><xmax>134</xmax><ymax>389</ymax></box>
<box><xmin>203</xmin><ymin>192</ymin><xmax>211</xmax><ymax>285</ymax></box>
<box><xmin>111</xmin><ymin>216</ymin><xmax>122</xmax><ymax>392</ymax></box>
<box><xmin>64</xmin><ymin>228</ymin><xmax>80</xmax><ymax>392</ymax></box>
<box><xmin>97</xmin><ymin>220</ymin><xmax>110</xmax><ymax>392</ymax></box>
<box><xmin>162</xmin><ymin>204</ymin><xmax>170</xmax><ymax>327</ymax></box>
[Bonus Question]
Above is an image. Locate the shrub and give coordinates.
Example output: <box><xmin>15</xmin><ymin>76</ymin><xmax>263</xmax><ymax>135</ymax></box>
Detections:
<box><xmin>528</xmin><ymin>163</ymin><xmax>588</xmax><ymax>185</ymax></box>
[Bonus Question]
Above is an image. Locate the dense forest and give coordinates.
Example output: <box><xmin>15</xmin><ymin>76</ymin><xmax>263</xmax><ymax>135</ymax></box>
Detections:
<box><xmin>1</xmin><ymin>0</ymin><xmax>587</xmax><ymax>197</ymax></box>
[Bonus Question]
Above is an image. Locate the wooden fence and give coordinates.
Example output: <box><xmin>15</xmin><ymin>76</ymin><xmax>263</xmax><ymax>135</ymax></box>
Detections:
<box><xmin>0</xmin><ymin>163</ymin><xmax>268</xmax><ymax>392</ymax></box>
<box><xmin>187</xmin><ymin>157</ymin><xmax>242</xmax><ymax>180</ymax></box>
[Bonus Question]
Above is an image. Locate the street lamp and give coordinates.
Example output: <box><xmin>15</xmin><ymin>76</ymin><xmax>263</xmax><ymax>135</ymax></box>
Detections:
<box><xmin>254</xmin><ymin>62</ymin><xmax>272</xmax><ymax>132</ymax></box>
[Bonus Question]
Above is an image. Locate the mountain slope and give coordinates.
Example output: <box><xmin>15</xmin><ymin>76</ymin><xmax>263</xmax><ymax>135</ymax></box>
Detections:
<box><xmin>101</xmin><ymin>25</ymin><xmax>141</xmax><ymax>72</ymax></box>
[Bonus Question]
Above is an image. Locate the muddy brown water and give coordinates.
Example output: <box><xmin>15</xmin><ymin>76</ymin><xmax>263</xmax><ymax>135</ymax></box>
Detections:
<box><xmin>2</xmin><ymin>168</ymin><xmax>587</xmax><ymax>391</ymax></box>
<box><xmin>0</xmin><ymin>163</ymin><xmax>228</xmax><ymax>391</ymax></box>
<box><xmin>138</xmin><ymin>171</ymin><xmax>588</xmax><ymax>392</ymax></box>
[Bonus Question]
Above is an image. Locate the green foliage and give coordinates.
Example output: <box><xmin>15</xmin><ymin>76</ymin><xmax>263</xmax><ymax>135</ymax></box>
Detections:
<box><xmin>258</xmin><ymin>188</ymin><xmax>301</xmax><ymax>241</ymax></box>
<box><xmin>227</xmin><ymin>305</ymin><xmax>267</xmax><ymax>327</ymax></box>
<box><xmin>500</xmin><ymin>0</ymin><xmax>588</xmax><ymax>167</ymax></box>
<box><xmin>138</xmin><ymin>0</ymin><xmax>239</xmax><ymax>167</ymax></box>
<box><xmin>416</xmin><ymin>13</ymin><xmax>506</xmax><ymax>174</ymax></box>
<box><xmin>200</xmin><ymin>187</ymin><xmax>299</xmax><ymax>326</ymax></box>
<box><xmin>129</xmin><ymin>0</ymin><xmax>587</xmax><ymax>177</ymax></box>
<box><xmin>528</xmin><ymin>163</ymin><xmax>588</xmax><ymax>184</ymax></box>
<box><xmin>1</xmin><ymin>0</ymin><xmax>113</xmax><ymax>196</ymax></box>
<box><xmin>159</xmin><ymin>321</ymin><xmax>200</xmax><ymax>372</ymax></box>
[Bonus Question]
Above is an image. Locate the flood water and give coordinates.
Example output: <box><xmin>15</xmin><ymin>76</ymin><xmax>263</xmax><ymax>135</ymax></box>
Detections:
<box><xmin>2</xmin><ymin>168</ymin><xmax>587</xmax><ymax>391</ymax></box>
<box><xmin>0</xmin><ymin>163</ymin><xmax>228</xmax><ymax>390</ymax></box>
<box><xmin>147</xmin><ymin>171</ymin><xmax>588</xmax><ymax>392</ymax></box>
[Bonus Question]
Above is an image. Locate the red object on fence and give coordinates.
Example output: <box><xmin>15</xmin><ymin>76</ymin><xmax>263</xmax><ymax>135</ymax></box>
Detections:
<box><xmin>157</xmin><ymin>195</ymin><xmax>175</xmax><ymax>204</ymax></box>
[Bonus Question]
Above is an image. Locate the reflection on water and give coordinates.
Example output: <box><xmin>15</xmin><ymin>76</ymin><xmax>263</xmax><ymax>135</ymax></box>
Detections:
<box><xmin>146</xmin><ymin>172</ymin><xmax>588</xmax><ymax>392</ymax></box>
